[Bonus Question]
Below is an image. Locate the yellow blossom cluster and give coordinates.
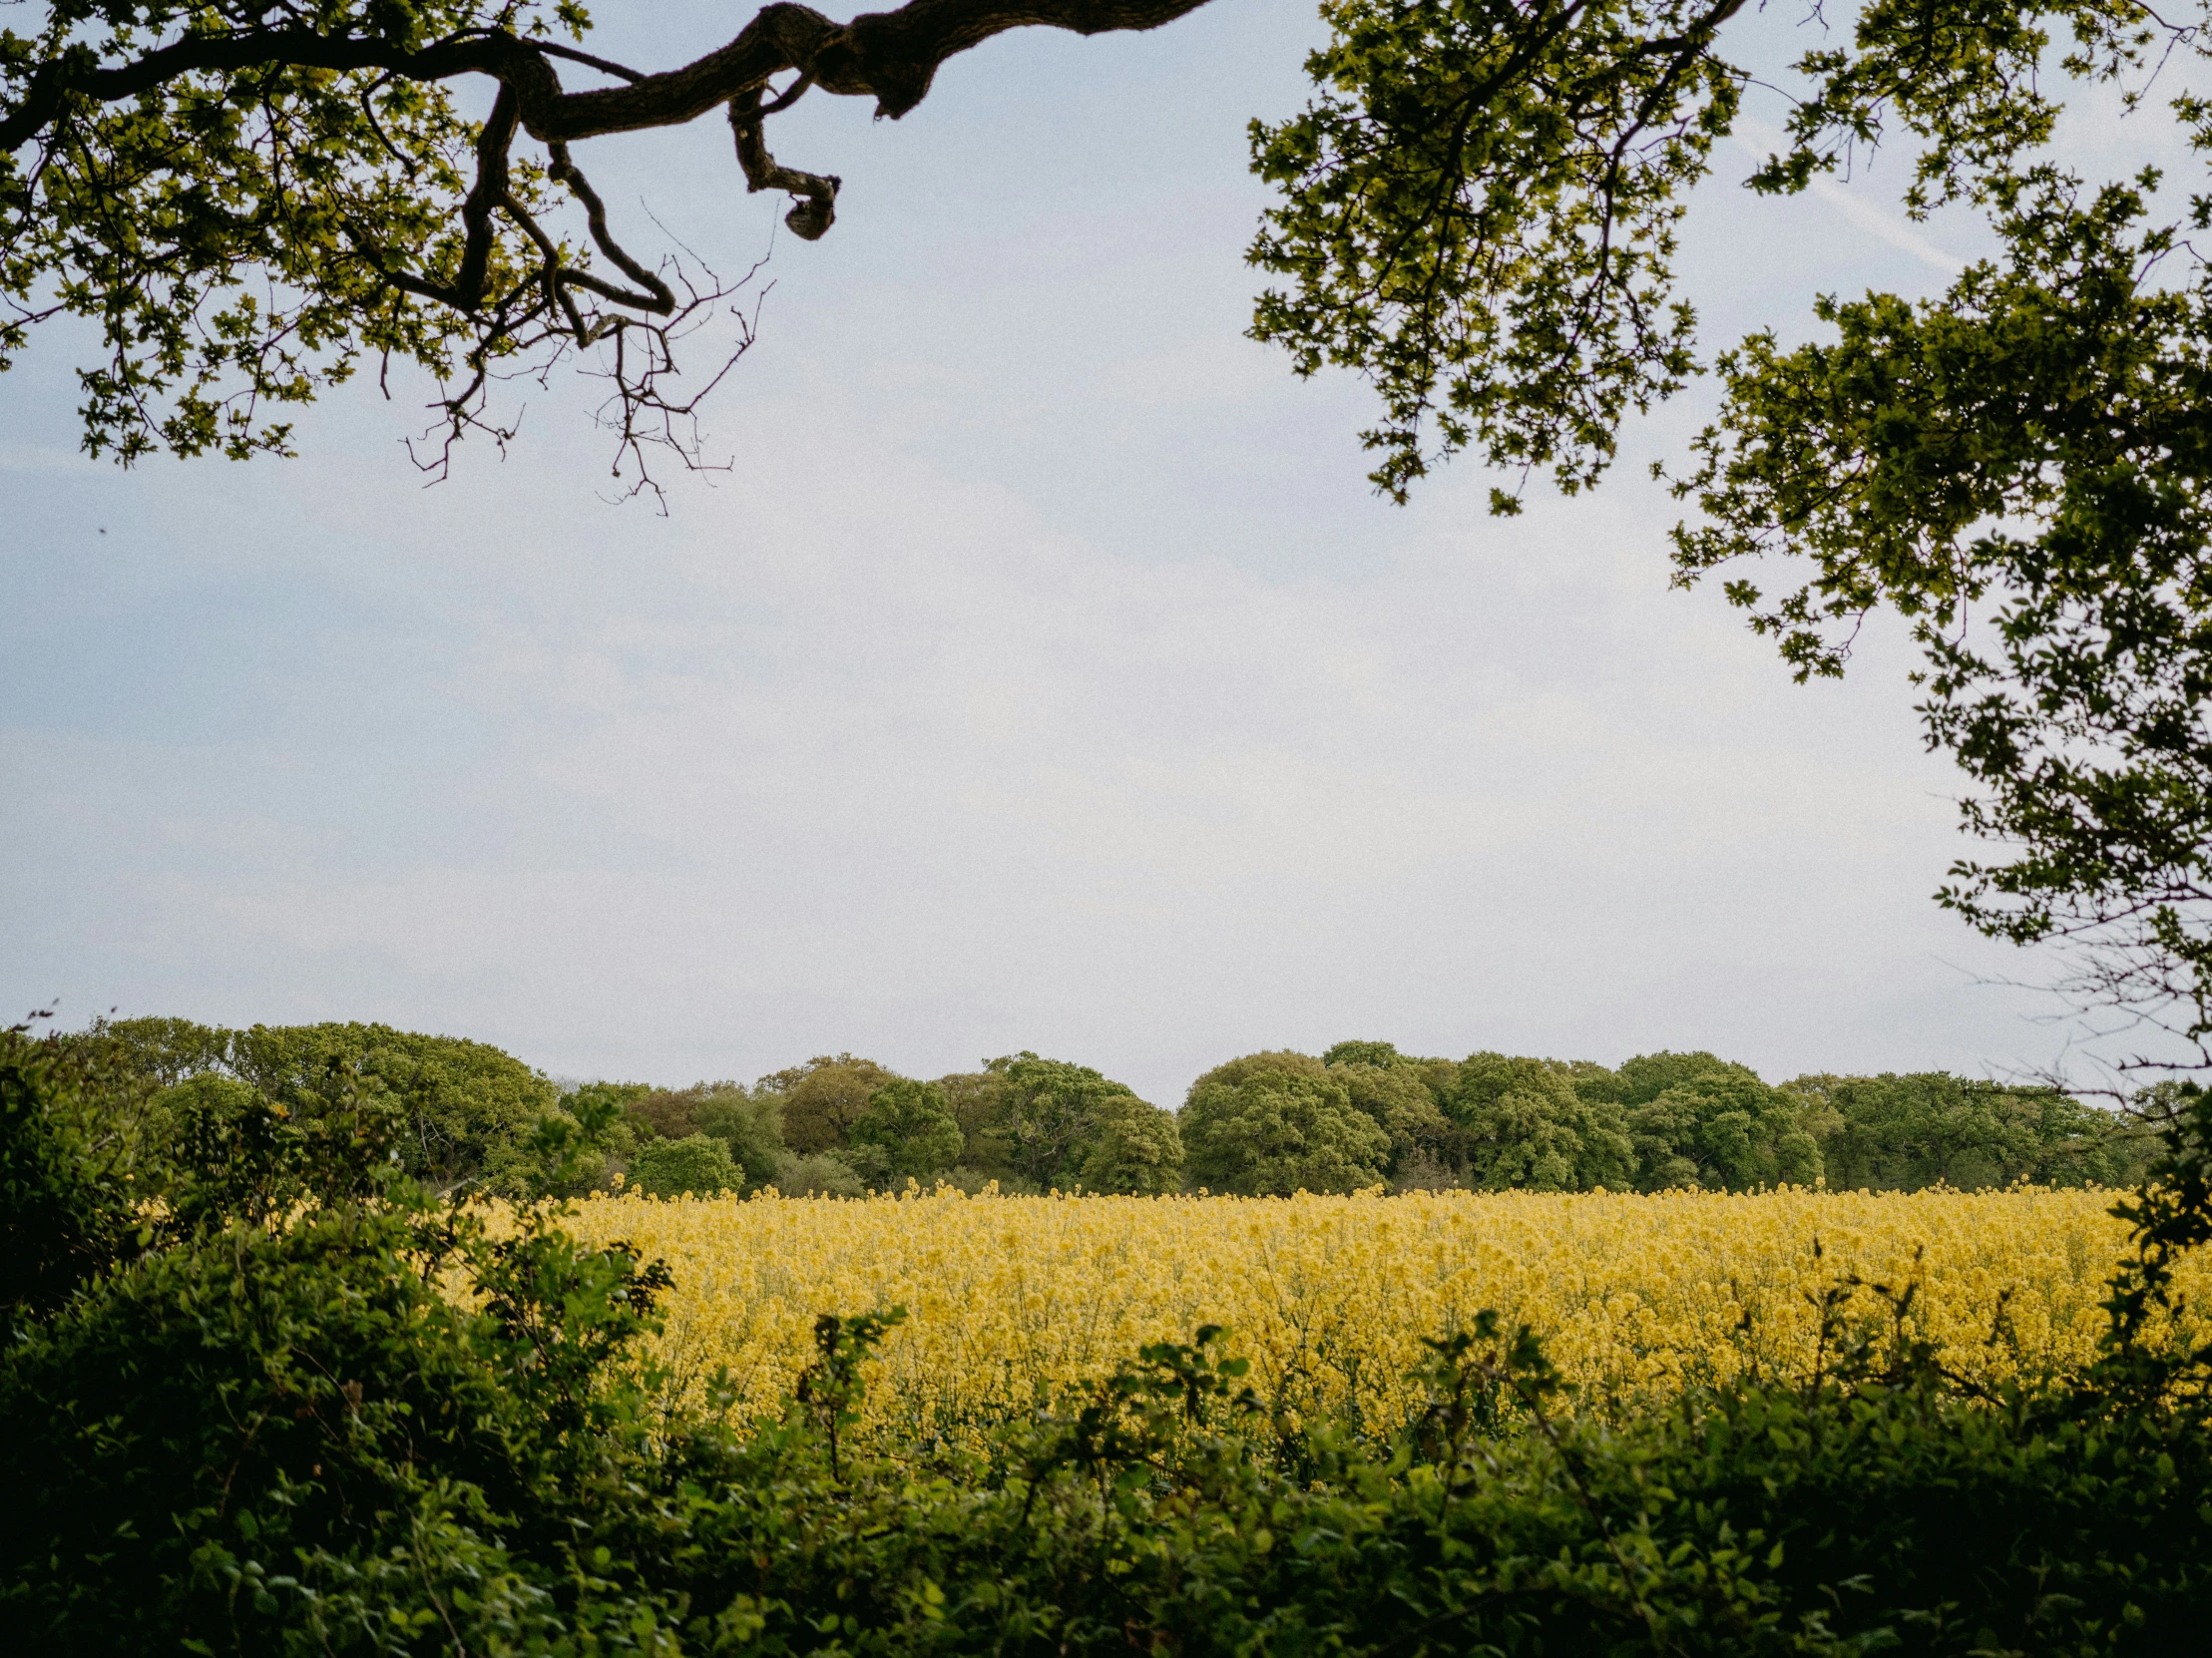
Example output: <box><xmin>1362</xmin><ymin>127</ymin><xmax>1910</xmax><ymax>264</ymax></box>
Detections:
<box><xmin>556</xmin><ymin>1185</ymin><xmax>2205</xmax><ymax>1446</ymax></box>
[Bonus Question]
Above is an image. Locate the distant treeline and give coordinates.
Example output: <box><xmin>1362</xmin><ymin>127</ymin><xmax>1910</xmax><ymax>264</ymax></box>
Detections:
<box><xmin>87</xmin><ymin>1018</ymin><xmax>2157</xmax><ymax>1200</ymax></box>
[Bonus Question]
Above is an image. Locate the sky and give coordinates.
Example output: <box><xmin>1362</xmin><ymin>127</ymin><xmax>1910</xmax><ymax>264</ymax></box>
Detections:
<box><xmin>0</xmin><ymin>0</ymin><xmax>2153</xmax><ymax>1104</ymax></box>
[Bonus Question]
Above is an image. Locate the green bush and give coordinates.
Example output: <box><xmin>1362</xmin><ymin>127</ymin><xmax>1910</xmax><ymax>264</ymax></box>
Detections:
<box><xmin>625</xmin><ymin>1079</ymin><xmax>786</xmax><ymax>1191</ymax></box>
<box><xmin>626</xmin><ymin>1130</ymin><xmax>742</xmax><ymax>1196</ymax></box>
<box><xmin>772</xmin><ymin>1149</ymin><xmax>869</xmax><ymax>1197</ymax></box>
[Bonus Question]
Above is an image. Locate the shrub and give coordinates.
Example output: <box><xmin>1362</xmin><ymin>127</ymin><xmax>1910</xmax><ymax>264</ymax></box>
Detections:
<box><xmin>626</xmin><ymin>1131</ymin><xmax>741</xmax><ymax>1197</ymax></box>
<box><xmin>773</xmin><ymin>1149</ymin><xmax>869</xmax><ymax>1197</ymax></box>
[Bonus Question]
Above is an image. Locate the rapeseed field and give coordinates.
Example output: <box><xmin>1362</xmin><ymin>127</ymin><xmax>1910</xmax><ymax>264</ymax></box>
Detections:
<box><xmin>557</xmin><ymin>1184</ymin><xmax>2206</xmax><ymax>1447</ymax></box>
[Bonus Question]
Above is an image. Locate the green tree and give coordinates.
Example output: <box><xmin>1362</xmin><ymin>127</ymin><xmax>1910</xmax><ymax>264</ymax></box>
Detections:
<box><xmin>1327</xmin><ymin>1057</ymin><xmax>1454</xmax><ymax>1178</ymax></box>
<box><xmin>1247</xmin><ymin>0</ymin><xmax>2212</xmax><ymax>1050</ymax></box>
<box><xmin>1610</xmin><ymin>1050</ymin><xmax>1761</xmax><ymax>1105</ymax></box>
<box><xmin>768</xmin><ymin>1054</ymin><xmax>902</xmax><ymax>1156</ymax></box>
<box><xmin>92</xmin><ymin>1017</ymin><xmax>558</xmax><ymax>1195</ymax></box>
<box><xmin>1188</xmin><ymin>1049</ymin><xmax>1332</xmax><ymax>1092</ymax></box>
<box><xmin>1448</xmin><ymin>1053</ymin><xmax>1635</xmax><ymax>1191</ymax></box>
<box><xmin>626</xmin><ymin>1079</ymin><xmax>785</xmax><ymax>1190</ymax></box>
<box><xmin>0</xmin><ymin>0</ymin><xmax>1210</xmax><ymax>495</ymax></box>
<box><xmin>1319</xmin><ymin>1039</ymin><xmax>1405</xmax><ymax>1068</ymax></box>
<box><xmin>226</xmin><ymin>1022</ymin><xmax>558</xmax><ymax>1193</ymax></box>
<box><xmin>1071</xmin><ymin>1092</ymin><xmax>1185</xmax><ymax>1195</ymax></box>
<box><xmin>1180</xmin><ymin>1064</ymin><xmax>1391</xmax><ymax>1195</ymax></box>
<box><xmin>849</xmin><ymin>1078</ymin><xmax>965</xmax><ymax>1183</ymax></box>
<box><xmin>935</xmin><ymin>1065</ymin><xmax>1013</xmax><ymax>1147</ymax></box>
<box><xmin>83</xmin><ymin>1016</ymin><xmax>229</xmax><ymax>1087</ymax></box>
<box><xmin>1788</xmin><ymin>1071</ymin><xmax>2149</xmax><ymax>1190</ymax></box>
<box><xmin>1</xmin><ymin>1023</ymin><xmax>152</xmax><ymax>1345</ymax></box>
<box><xmin>974</xmin><ymin>1052</ymin><xmax>1171</xmax><ymax>1191</ymax></box>
<box><xmin>1624</xmin><ymin>1069</ymin><xmax>1822</xmax><ymax>1191</ymax></box>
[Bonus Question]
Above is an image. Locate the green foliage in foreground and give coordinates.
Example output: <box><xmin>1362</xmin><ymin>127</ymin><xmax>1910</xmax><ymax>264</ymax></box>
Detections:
<box><xmin>6</xmin><ymin>1019</ymin><xmax>2212</xmax><ymax>1654</ymax></box>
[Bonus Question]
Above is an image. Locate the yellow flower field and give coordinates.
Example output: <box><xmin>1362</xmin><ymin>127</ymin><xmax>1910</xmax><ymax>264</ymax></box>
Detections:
<box><xmin>558</xmin><ymin>1185</ymin><xmax>2206</xmax><ymax>1445</ymax></box>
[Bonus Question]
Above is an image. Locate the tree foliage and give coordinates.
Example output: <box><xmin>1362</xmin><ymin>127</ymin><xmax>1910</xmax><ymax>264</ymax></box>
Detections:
<box><xmin>1788</xmin><ymin>1070</ymin><xmax>2156</xmax><ymax>1190</ymax></box>
<box><xmin>627</xmin><ymin>1127</ymin><xmax>744</xmax><ymax>1195</ymax></box>
<box><xmin>1251</xmin><ymin>0</ymin><xmax>2212</xmax><ymax>1056</ymax></box>
<box><xmin>973</xmin><ymin>1051</ymin><xmax>1181</xmax><ymax>1192</ymax></box>
<box><xmin>771</xmin><ymin>1053</ymin><xmax>902</xmax><ymax>1157</ymax></box>
<box><xmin>1181</xmin><ymin>1060</ymin><xmax>1393</xmax><ymax>1194</ymax></box>
<box><xmin>0</xmin><ymin>0</ymin><xmax>1210</xmax><ymax>496</ymax></box>
<box><xmin>849</xmin><ymin>1076</ymin><xmax>966</xmax><ymax>1182</ymax></box>
<box><xmin>93</xmin><ymin>1016</ymin><xmax>559</xmax><ymax>1194</ymax></box>
<box><xmin>1446</xmin><ymin>1050</ymin><xmax>1638</xmax><ymax>1190</ymax></box>
<box><xmin>1249</xmin><ymin>0</ymin><xmax>1736</xmax><ymax>507</ymax></box>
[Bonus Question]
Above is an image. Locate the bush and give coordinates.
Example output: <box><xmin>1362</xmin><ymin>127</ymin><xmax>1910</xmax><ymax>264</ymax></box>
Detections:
<box><xmin>626</xmin><ymin>1131</ymin><xmax>741</xmax><ymax>1197</ymax></box>
<box><xmin>627</xmin><ymin>1080</ymin><xmax>786</xmax><ymax>1190</ymax></box>
<box><xmin>773</xmin><ymin>1149</ymin><xmax>869</xmax><ymax>1197</ymax></box>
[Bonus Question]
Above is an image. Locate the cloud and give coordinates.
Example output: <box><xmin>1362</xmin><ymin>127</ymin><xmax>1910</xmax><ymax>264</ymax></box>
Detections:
<box><xmin>1731</xmin><ymin>115</ymin><xmax>1967</xmax><ymax>277</ymax></box>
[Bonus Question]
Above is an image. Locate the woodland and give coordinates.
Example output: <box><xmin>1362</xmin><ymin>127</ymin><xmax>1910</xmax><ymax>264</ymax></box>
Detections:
<box><xmin>86</xmin><ymin>1015</ymin><xmax>2161</xmax><ymax>1200</ymax></box>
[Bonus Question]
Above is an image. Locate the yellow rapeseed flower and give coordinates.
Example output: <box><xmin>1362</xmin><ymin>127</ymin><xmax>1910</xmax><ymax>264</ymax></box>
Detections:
<box><xmin>556</xmin><ymin>1185</ymin><xmax>2206</xmax><ymax>1448</ymax></box>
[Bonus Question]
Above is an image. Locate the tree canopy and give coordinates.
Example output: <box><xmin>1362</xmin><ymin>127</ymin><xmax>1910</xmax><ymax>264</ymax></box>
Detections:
<box><xmin>1246</xmin><ymin>0</ymin><xmax>2212</xmax><ymax>1061</ymax></box>
<box><xmin>96</xmin><ymin>1016</ymin><xmax>558</xmax><ymax>1193</ymax></box>
<box><xmin>74</xmin><ymin>1013</ymin><xmax>2157</xmax><ymax>1196</ymax></box>
<box><xmin>0</xmin><ymin>0</ymin><xmax>1208</xmax><ymax>493</ymax></box>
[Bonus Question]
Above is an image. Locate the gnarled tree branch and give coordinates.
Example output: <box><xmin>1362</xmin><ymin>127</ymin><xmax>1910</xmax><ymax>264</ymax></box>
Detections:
<box><xmin>0</xmin><ymin>0</ymin><xmax>1215</xmax><ymax>489</ymax></box>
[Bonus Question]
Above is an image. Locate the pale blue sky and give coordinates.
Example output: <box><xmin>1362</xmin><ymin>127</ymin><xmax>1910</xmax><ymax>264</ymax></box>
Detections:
<box><xmin>0</xmin><ymin>1</ymin><xmax>2152</xmax><ymax>1102</ymax></box>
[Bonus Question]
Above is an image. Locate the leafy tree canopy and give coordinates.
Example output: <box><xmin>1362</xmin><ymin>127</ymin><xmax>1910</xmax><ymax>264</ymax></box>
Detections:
<box><xmin>0</xmin><ymin>0</ymin><xmax>1210</xmax><ymax>496</ymax></box>
<box><xmin>1069</xmin><ymin>1089</ymin><xmax>1186</xmax><ymax>1194</ymax></box>
<box><xmin>626</xmin><ymin>1127</ymin><xmax>743</xmax><ymax>1195</ymax></box>
<box><xmin>1609</xmin><ymin>1049</ymin><xmax>1763</xmax><ymax>1105</ymax></box>
<box><xmin>1181</xmin><ymin>1062</ymin><xmax>1392</xmax><ymax>1194</ymax></box>
<box><xmin>973</xmin><ymin>1051</ymin><xmax>1177</xmax><ymax>1191</ymax></box>
<box><xmin>849</xmin><ymin>1076</ymin><xmax>966</xmax><ymax>1182</ymax></box>
<box><xmin>1786</xmin><ymin>1070</ymin><xmax>2154</xmax><ymax>1190</ymax></box>
<box><xmin>1624</xmin><ymin>1068</ymin><xmax>1822</xmax><ymax>1191</ymax></box>
<box><xmin>1328</xmin><ymin>1057</ymin><xmax>1453</xmax><ymax>1175</ymax></box>
<box><xmin>91</xmin><ymin>1016</ymin><xmax>557</xmax><ymax>1193</ymax></box>
<box><xmin>769</xmin><ymin>1052</ymin><xmax>901</xmax><ymax>1155</ymax></box>
<box><xmin>1446</xmin><ymin>1051</ymin><xmax>1637</xmax><ymax>1191</ymax></box>
<box><xmin>1250</xmin><ymin>0</ymin><xmax>2212</xmax><ymax>1057</ymax></box>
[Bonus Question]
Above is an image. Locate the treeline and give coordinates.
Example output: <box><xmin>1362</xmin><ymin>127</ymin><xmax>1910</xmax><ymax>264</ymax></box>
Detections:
<box><xmin>88</xmin><ymin>1018</ymin><xmax>2154</xmax><ymax>1200</ymax></box>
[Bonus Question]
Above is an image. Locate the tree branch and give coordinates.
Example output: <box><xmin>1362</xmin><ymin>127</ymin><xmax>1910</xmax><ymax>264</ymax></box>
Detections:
<box><xmin>1</xmin><ymin>0</ymin><xmax>1217</xmax><ymax>155</ymax></box>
